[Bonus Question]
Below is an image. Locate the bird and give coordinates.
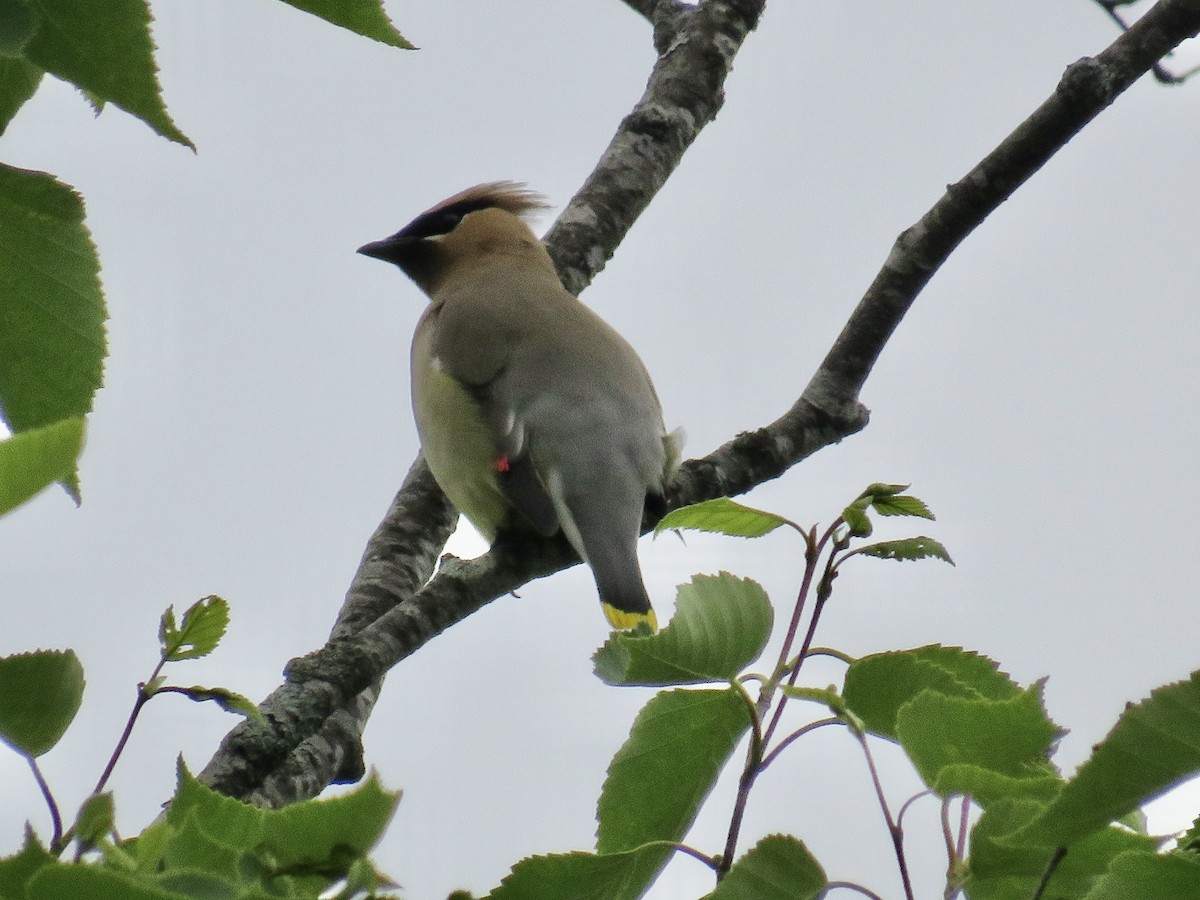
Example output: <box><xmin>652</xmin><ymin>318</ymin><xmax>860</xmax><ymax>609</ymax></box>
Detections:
<box><xmin>358</xmin><ymin>182</ymin><xmax>679</xmax><ymax>631</ymax></box>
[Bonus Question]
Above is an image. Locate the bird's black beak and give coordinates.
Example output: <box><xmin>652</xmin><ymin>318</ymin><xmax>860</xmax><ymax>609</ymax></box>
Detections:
<box><xmin>357</xmin><ymin>237</ymin><xmax>397</xmax><ymax>262</ymax></box>
<box><xmin>357</xmin><ymin>232</ymin><xmax>418</xmax><ymax>265</ymax></box>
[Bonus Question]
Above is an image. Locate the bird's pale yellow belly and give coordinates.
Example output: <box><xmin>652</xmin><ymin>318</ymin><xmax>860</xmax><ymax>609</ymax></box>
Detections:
<box><xmin>412</xmin><ymin>358</ymin><xmax>507</xmax><ymax>542</ymax></box>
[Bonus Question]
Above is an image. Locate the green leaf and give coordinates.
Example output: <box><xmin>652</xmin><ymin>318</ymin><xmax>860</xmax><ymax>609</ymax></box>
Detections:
<box><xmin>0</xmin><ymin>56</ymin><xmax>43</xmax><ymax>136</ymax></box>
<box><xmin>710</xmin><ymin>834</ymin><xmax>826</xmax><ymax>900</ymax></box>
<box><xmin>896</xmin><ymin>683</ymin><xmax>1063</xmax><ymax>791</ymax></box>
<box><xmin>159</xmin><ymin>811</ymin><xmax>243</xmax><ymax>882</ymax></box>
<box><xmin>854</xmin><ymin>536</ymin><xmax>954</xmax><ymax>565</ymax></box>
<box><xmin>1010</xmin><ymin>670</ymin><xmax>1200</xmax><ymax>848</ymax></box>
<box><xmin>933</xmin><ymin>764</ymin><xmax>1062</xmax><ymax>809</ymax></box>
<box><xmin>594</xmin><ymin>573</ymin><xmax>773</xmax><ymax>686</ymax></box>
<box><xmin>0</xmin><ymin>164</ymin><xmax>105</xmax><ymax>499</ymax></box>
<box><xmin>167</xmin><ymin>760</ymin><xmax>266</xmax><ymax>849</ymax></box>
<box><xmin>159</xmin><ymin>596</ymin><xmax>228</xmax><ymax>661</ymax></box>
<box><xmin>164</xmin><ymin>763</ymin><xmax>398</xmax><ymax>894</ymax></box>
<box><xmin>340</xmin><ymin>856</ymin><xmax>398</xmax><ymax>898</ymax></box>
<box><xmin>0</xmin><ymin>417</ymin><xmax>84</xmax><ymax>515</ymax></box>
<box><xmin>278</xmin><ymin>0</ymin><xmax>414</xmax><ymax>49</ymax></box>
<box><xmin>0</xmin><ymin>649</ymin><xmax>84</xmax><ymax>756</ymax></box>
<box><xmin>596</xmin><ymin>688</ymin><xmax>750</xmax><ymax>893</ymax></box>
<box><xmin>0</xmin><ymin>0</ymin><xmax>37</xmax><ymax>55</ymax></box>
<box><xmin>840</xmin><ymin>503</ymin><xmax>872</xmax><ymax>538</ymax></box>
<box><xmin>486</xmin><ymin>848</ymin><xmax>661</xmax><ymax>900</ymax></box>
<box><xmin>1081</xmin><ymin>851</ymin><xmax>1200</xmax><ymax>900</ymax></box>
<box><xmin>843</xmin><ymin>647</ymin><xmax>1020</xmax><ymax>739</ymax></box>
<box><xmin>909</xmin><ymin>646</ymin><xmax>1025</xmax><ymax>701</ymax></box>
<box><xmin>167</xmin><ymin>685</ymin><xmax>261</xmax><ymax>720</ymax></box>
<box><xmin>0</xmin><ymin>830</ymin><xmax>56</xmax><ymax>900</ymax></box>
<box><xmin>1179</xmin><ymin>814</ymin><xmax>1200</xmax><ymax>852</ymax></box>
<box><xmin>964</xmin><ymin>799</ymin><xmax>1160</xmax><ymax>900</ymax></box>
<box><xmin>73</xmin><ymin>792</ymin><xmax>114</xmax><ymax>851</ymax></box>
<box><xmin>22</xmin><ymin>0</ymin><xmax>191</xmax><ymax>146</ymax></box>
<box><xmin>264</xmin><ymin>771</ymin><xmax>399</xmax><ymax>868</ymax></box>
<box><xmin>860</xmin><ymin>482</ymin><xmax>910</xmax><ymax>498</ymax></box>
<box><xmin>152</xmin><ymin>870</ymin><xmax>241</xmax><ymax>899</ymax></box>
<box><xmin>28</xmin><ymin>863</ymin><xmax>191</xmax><ymax>900</ymax></box>
<box><xmin>871</xmin><ymin>493</ymin><xmax>935</xmax><ymax>519</ymax></box>
<box><xmin>654</xmin><ymin>497</ymin><xmax>791</xmax><ymax>538</ymax></box>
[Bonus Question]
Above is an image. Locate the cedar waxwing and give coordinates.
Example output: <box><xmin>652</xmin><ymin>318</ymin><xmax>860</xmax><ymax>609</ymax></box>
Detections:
<box><xmin>358</xmin><ymin>182</ymin><xmax>679</xmax><ymax>630</ymax></box>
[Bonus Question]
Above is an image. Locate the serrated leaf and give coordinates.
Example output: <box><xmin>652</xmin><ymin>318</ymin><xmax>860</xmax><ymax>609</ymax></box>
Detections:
<box><xmin>710</xmin><ymin>834</ymin><xmax>826</xmax><ymax>900</ymax></box>
<box><xmin>278</xmin><ymin>0</ymin><xmax>414</xmax><ymax>49</ymax></box>
<box><xmin>0</xmin><ymin>830</ymin><xmax>56</xmax><ymax>899</ymax></box>
<box><xmin>855</xmin><ymin>536</ymin><xmax>954</xmax><ymax>565</ymax></box>
<box><xmin>1080</xmin><ymin>850</ymin><xmax>1200</xmax><ymax>900</ymax></box>
<box><xmin>871</xmin><ymin>493</ymin><xmax>935</xmax><ymax>519</ymax></box>
<box><xmin>0</xmin><ymin>417</ymin><xmax>84</xmax><ymax>515</ymax></box>
<box><xmin>841</xmin><ymin>503</ymin><xmax>872</xmax><ymax>538</ymax></box>
<box><xmin>1010</xmin><ymin>670</ymin><xmax>1200</xmax><ymax>849</ymax></box>
<box><xmin>0</xmin><ymin>649</ymin><xmax>84</xmax><ymax>756</ymax></box>
<box><xmin>0</xmin><ymin>0</ymin><xmax>37</xmax><ymax>55</ymax></box>
<box><xmin>22</xmin><ymin>0</ymin><xmax>191</xmax><ymax>146</ymax></box>
<box><xmin>486</xmin><ymin>848</ymin><xmax>659</xmax><ymax>900</ymax></box>
<box><xmin>0</xmin><ymin>165</ymin><xmax>105</xmax><ymax>499</ymax></box>
<box><xmin>933</xmin><ymin>764</ymin><xmax>1063</xmax><ymax>809</ymax></box>
<box><xmin>654</xmin><ymin>497</ymin><xmax>791</xmax><ymax>539</ymax></box>
<box><xmin>596</xmin><ymin>688</ymin><xmax>749</xmax><ymax>893</ymax></box>
<box><xmin>153</xmin><ymin>870</ymin><xmax>241</xmax><ymax>898</ymax></box>
<box><xmin>73</xmin><ymin>792</ymin><xmax>114</xmax><ymax>850</ymax></box>
<box><xmin>858</xmin><ymin>482</ymin><xmax>909</xmax><ymax>500</ymax></box>
<box><xmin>843</xmin><ymin>647</ymin><xmax>1020</xmax><ymax>740</ymax></box>
<box><xmin>1179</xmin><ymin>814</ymin><xmax>1200</xmax><ymax>852</ymax></box>
<box><xmin>964</xmin><ymin>799</ymin><xmax>1160</xmax><ymax>900</ymax></box>
<box><xmin>341</xmin><ymin>856</ymin><xmax>397</xmax><ymax>897</ymax></box>
<box><xmin>594</xmin><ymin>573</ymin><xmax>773</xmax><ymax>686</ymax></box>
<box><xmin>28</xmin><ymin>863</ymin><xmax>192</xmax><ymax>899</ymax></box>
<box><xmin>896</xmin><ymin>683</ymin><xmax>1063</xmax><ymax>792</ymax></box>
<box><xmin>0</xmin><ymin>55</ymin><xmax>42</xmax><ymax>137</ymax></box>
<box><xmin>160</xmin><ymin>811</ymin><xmax>242</xmax><ymax>881</ymax></box>
<box><xmin>264</xmin><ymin>771</ymin><xmax>399</xmax><ymax>868</ymax></box>
<box><xmin>167</xmin><ymin>685</ymin><xmax>261</xmax><ymax>720</ymax></box>
<box><xmin>160</xmin><ymin>596</ymin><xmax>228</xmax><ymax>661</ymax></box>
<box><xmin>166</xmin><ymin>763</ymin><xmax>398</xmax><ymax>893</ymax></box>
<box><xmin>168</xmin><ymin>760</ymin><xmax>266</xmax><ymax>849</ymax></box>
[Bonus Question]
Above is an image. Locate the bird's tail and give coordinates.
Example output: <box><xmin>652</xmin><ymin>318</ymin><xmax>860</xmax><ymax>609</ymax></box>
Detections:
<box><xmin>548</xmin><ymin>468</ymin><xmax>659</xmax><ymax>631</ymax></box>
<box><xmin>601</xmin><ymin>597</ymin><xmax>658</xmax><ymax>632</ymax></box>
<box><xmin>589</xmin><ymin>545</ymin><xmax>658</xmax><ymax>632</ymax></box>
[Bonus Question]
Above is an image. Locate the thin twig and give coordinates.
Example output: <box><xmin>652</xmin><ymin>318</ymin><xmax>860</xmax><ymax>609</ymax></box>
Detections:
<box><xmin>762</xmin><ymin>535</ymin><xmax>844</xmax><ymax>747</ymax></box>
<box><xmin>27</xmin><ymin>757</ymin><xmax>62</xmax><ymax>850</ymax></box>
<box><xmin>651</xmin><ymin>840</ymin><xmax>720</xmax><ymax>870</ymax></box>
<box><xmin>758</xmin><ymin>717</ymin><xmax>843</xmax><ymax>770</ymax></box>
<box><xmin>856</xmin><ymin>733</ymin><xmax>915</xmax><ymax>900</ymax></box>
<box><xmin>718</xmin><ymin>682</ymin><xmax>766</xmax><ymax>879</ymax></box>
<box><xmin>94</xmin><ymin>671</ymin><xmax>162</xmax><ymax>797</ymax></box>
<box><xmin>956</xmin><ymin>795</ymin><xmax>971</xmax><ymax>859</ymax></box>
<box><xmin>897</xmin><ymin>790</ymin><xmax>934</xmax><ymax>832</ymax></box>
<box><xmin>939</xmin><ymin>795</ymin><xmax>957</xmax><ymax>865</ymax></box>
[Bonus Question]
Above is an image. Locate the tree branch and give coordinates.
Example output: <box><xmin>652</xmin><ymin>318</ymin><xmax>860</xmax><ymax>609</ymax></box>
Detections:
<box><xmin>198</xmin><ymin>0</ymin><xmax>1200</xmax><ymax>804</ymax></box>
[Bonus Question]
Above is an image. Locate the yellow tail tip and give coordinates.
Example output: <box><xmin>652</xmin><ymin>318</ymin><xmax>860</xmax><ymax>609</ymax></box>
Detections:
<box><xmin>602</xmin><ymin>604</ymin><xmax>658</xmax><ymax>633</ymax></box>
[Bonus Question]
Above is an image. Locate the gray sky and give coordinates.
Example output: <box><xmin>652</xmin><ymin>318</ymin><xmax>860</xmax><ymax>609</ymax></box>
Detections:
<box><xmin>2</xmin><ymin>2</ymin><xmax>1199</xmax><ymax>897</ymax></box>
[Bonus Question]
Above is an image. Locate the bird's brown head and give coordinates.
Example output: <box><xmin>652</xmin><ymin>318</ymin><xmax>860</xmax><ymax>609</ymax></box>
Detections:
<box><xmin>358</xmin><ymin>182</ymin><xmax>552</xmax><ymax>295</ymax></box>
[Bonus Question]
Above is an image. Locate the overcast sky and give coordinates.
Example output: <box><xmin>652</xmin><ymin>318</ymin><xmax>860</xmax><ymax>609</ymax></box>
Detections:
<box><xmin>2</xmin><ymin>2</ymin><xmax>1199</xmax><ymax>898</ymax></box>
